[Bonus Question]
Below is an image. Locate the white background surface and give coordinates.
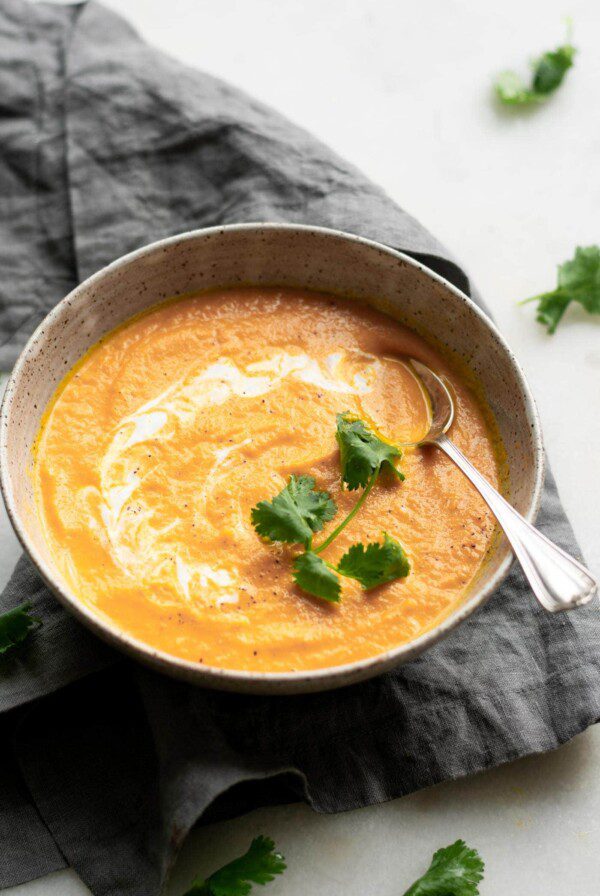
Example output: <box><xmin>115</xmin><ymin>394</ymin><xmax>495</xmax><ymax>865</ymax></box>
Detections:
<box><xmin>4</xmin><ymin>0</ymin><xmax>600</xmax><ymax>893</ymax></box>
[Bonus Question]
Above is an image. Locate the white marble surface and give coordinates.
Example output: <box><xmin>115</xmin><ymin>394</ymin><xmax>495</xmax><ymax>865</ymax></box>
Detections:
<box><xmin>5</xmin><ymin>0</ymin><xmax>600</xmax><ymax>892</ymax></box>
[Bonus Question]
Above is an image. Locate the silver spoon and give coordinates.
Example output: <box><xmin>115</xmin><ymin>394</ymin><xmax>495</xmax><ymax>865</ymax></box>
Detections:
<box><xmin>409</xmin><ymin>358</ymin><xmax>597</xmax><ymax>613</ymax></box>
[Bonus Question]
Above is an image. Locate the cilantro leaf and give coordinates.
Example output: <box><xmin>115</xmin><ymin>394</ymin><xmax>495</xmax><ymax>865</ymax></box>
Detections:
<box><xmin>402</xmin><ymin>840</ymin><xmax>484</xmax><ymax>896</ymax></box>
<box><xmin>337</xmin><ymin>533</ymin><xmax>410</xmax><ymax>589</ymax></box>
<box><xmin>293</xmin><ymin>551</ymin><xmax>341</xmax><ymax>602</ymax></box>
<box><xmin>521</xmin><ymin>245</ymin><xmax>600</xmax><ymax>333</ymax></box>
<box><xmin>0</xmin><ymin>602</ymin><xmax>38</xmax><ymax>656</ymax></box>
<box><xmin>336</xmin><ymin>413</ymin><xmax>403</xmax><ymax>491</ymax></box>
<box><xmin>251</xmin><ymin>475</ymin><xmax>337</xmax><ymax>546</ymax></box>
<box><xmin>184</xmin><ymin>835</ymin><xmax>286</xmax><ymax>896</ymax></box>
<box><xmin>533</xmin><ymin>44</ymin><xmax>576</xmax><ymax>94</ymax></box>
<box><xmin>495</xmin><ymin>40</ymin><xmax>575</xmax><ymax>106</ymax></box>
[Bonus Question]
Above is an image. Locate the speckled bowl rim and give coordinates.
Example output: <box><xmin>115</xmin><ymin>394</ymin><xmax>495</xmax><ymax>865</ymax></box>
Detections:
<box><xmin>0</xmin><ymin>223</ymin><xmax>545</xmax><ymax>693</ymax></box>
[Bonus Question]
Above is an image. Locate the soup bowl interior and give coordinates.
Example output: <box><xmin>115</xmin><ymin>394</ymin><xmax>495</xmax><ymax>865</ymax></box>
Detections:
<box><xmin>0</xmin><ymin>224</ymin><xmax>543</xmax><ymax>693</ymax></box>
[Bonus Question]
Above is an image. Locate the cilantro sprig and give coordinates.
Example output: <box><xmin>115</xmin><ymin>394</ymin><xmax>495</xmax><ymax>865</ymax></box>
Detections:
<box><xmin>293</xmin><ymin>551</ymin><xmax>341</xmax><ymax>602</ymax></box>
<box><xmin>337</xmin><ymin>533</ymin><xmax>410</xmax><ymax>589</ymax></box>
<box><xmin>402</xmin><ymin>840</ymin><xmax>484</xmax><ymax>896</ymax></box>
<box><xmin>251</xmin><ymin>475</ymin><xmax>336</xmax><ymax>546</ymax></box>
<box><xmin>183</xmin><ymin>835</ymin><xmax>286</xmax><ymax>896</ymax></box>
<box><xmin>520</xmin><ymin>245</ymin><xmax>600</xmax><ymax>333</ymax></box>
<box><xmin>495</xmin><ymin>30</ymin><xmax>575</xmax><ymax>106</ymax></box>
<box><xmin>335</xmin><ymin>413</ymin><xmax>404</xmax><ymax>490</ymax></box>
<box><xmin>0</xmin><ymin>602</ymin><xmax>39</xmax><ymax>656</ymax></box>
<box><xmin>251</xmin><ymin>413</ymin><xmax>410</xmax><ymax>602</ymax></box>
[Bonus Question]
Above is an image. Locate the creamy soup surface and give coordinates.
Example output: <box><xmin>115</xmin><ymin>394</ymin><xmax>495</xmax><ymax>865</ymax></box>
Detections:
<box><xmin>34</xmin><ymin>287</ymin><xmax>501</xmax><ymax>672</ymax></box>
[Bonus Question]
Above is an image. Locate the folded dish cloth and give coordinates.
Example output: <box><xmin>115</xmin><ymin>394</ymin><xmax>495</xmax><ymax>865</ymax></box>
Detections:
<box><xmin>1</xmin><ymin>2</ymin><xmax>599</xmax><ymax>894</ymax></box>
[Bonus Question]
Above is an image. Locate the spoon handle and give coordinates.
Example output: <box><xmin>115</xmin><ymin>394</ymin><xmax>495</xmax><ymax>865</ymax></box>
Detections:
<box><xmin>435</xmin><ymin>433</ymin><xmax>597</xmax><ymax>613</ymax></box>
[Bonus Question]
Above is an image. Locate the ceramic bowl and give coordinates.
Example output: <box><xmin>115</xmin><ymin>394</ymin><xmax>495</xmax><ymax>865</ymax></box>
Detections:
<box><xmin>0</xmin><ymin>224</ymin><xmax>544</xmax><ymax>693</ymax></box>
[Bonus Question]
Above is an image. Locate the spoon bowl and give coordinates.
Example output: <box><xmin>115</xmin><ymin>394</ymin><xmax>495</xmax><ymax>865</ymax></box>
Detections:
<box><xmin>409</xmin><ymin>358</ymin><xmax>454</xmax><ymax>443</ymax></box>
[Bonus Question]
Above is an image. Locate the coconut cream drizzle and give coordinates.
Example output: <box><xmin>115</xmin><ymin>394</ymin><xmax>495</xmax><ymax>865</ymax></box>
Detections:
<box><xmin>94</xmin><ymin>349</ymin><xmax>380</xmax><ymax>606</ymax></box>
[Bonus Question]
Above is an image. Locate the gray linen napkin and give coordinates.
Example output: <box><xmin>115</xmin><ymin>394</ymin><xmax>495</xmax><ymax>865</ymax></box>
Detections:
<box><xmin>1</xmin><ymin>2</ymin><xmax>599</xmax><ymax>894</ymax></box>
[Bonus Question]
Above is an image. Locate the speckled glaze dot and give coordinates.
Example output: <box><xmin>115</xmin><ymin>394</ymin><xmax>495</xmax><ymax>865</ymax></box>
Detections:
<box><xmin>0</xmin><ymin>224</ymin><xmax>544</xmax><ymax>695</ymax></box>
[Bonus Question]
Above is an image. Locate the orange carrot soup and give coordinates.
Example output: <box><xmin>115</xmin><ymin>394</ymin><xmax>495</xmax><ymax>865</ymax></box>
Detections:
<box><xmin>33</xmin><ymin>287</ymin><xmax>501</xmax><ymax>672</ymax></box>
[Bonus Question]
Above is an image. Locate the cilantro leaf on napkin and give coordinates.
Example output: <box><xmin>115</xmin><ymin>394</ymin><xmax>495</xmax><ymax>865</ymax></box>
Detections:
<box><xmin>402</xmin><ymin>840</ymin><xmax>484</xmax><ymax>896</ymax></box>
<box><xmin>0</xmin><ymin>602</ymin><xmax>39</xmax><ymax>656</ymax></box>
<box><xmin>183</xmin><ymin>835</ymin><xmax>286</xmax><ymax>896</ymax></box>
<box><xmin>520</xmin><ymin>245</ymin><xmax>600</xmax><ymax>333</ymax></box>
<box><xmin>293</xmin><ymin>551</ymin><xmax>341</xmax><ymax>602</ymax></box>
<box><xmin>336</xmin><ymin>412</ymin><xmax>404</xmax><ymax>490</ymax></box>
<box><xmin>251</xmin><ymin>475</ymin><xmax>337</xmax><ymax>546</ymax></box>
<box><xmin>337</xmin><ymin>533</ymin><xmax>410</xmax><ymax>589</ymax></box>
<box><xmin>495</xmin><ymin>37</ymin><xmax>575</xmax><ymax>106</ymax></box>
